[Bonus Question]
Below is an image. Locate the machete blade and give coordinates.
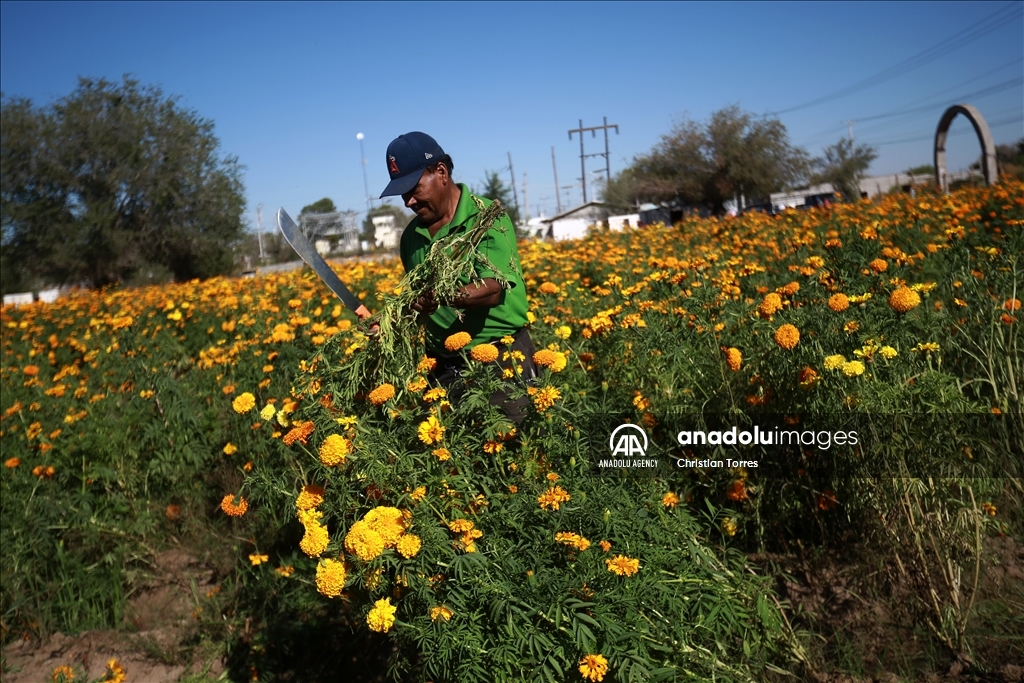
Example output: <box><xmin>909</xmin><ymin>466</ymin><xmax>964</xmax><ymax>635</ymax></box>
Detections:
<box><xmin>277</xmin><ymin>208</ymin><xmax>371</xmax><ymax>319</ymax></box>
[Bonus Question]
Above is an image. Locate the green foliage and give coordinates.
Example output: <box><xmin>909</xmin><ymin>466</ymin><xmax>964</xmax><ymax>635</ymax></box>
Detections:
<box><xmin>477</xmin><ymin>170</ymin><xmax>520</xmax><ymax>227</ymax></box>
<box><xmin>618</xmin><ymin>105</ymin><xmax>809</xmax><ymax>214</ymax></box>
<box><xmin>0</xmin><ymin>76</ymin><xmax>246</xmax><ymax>294</ymax></box>
<box><xmin>300</xmin><ymin>198</ymin><xmax>337</xmax><ymax>216</ymax></box>
<box><xmin>811</xmin><ymin>138</ymin><xmax>878</xmax><ymax>202</ymax></box>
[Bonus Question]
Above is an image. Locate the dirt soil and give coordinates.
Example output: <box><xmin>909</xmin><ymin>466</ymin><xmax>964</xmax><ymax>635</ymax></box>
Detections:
<box><xmin>1</xmin><ymin>549</ymin><xmax>224</xmax><ymax>683</ymax></box>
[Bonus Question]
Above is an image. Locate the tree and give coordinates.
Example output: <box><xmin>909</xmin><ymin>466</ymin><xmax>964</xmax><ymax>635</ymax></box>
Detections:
<box><xmin>1</xmin><ymin>76</ymin><xmax>245</xmax><ymax>294</ymax></box>
<box><xmin>361</xmin><ymin>203</ymin><xmax>412</xmax><ymax>245</ymax></box>
<box><xmin>476</xmin><ymin>170</ymin><xmax>520</xmax><ymax>227</ymax></box>
<box><xmin>616</xmin><ymin>105</ymin><xmax>809</xmax><ymax>215</ymax></box>
<box><xmin>300</xmin><ymin>197</ymin><xmax>337</xmax><ymax>215</ymax></box>
<box><xmin>811</xmin><ymin>138</ymin><xmax>878</xmax><ymax>202</ymax></box>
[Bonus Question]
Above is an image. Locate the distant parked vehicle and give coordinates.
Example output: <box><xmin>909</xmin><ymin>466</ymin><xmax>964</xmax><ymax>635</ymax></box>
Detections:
<box><xmin>800</xmin><ymin>193</ymin><xmax>838</xmax><ymax>209</ymax></box>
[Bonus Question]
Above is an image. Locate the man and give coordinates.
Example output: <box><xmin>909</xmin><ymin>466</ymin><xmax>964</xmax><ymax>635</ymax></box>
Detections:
<box><xmin>379</xmin><ymin>132</ymin><xmax>536</xmax><ymax>422</ymax></box>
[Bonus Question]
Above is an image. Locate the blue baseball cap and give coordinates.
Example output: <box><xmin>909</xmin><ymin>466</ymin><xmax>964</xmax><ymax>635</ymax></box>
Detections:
<box><xmin>379</xmin><ymin>132</ymin><xmax>446</xmax><ymax>198</ymax></box>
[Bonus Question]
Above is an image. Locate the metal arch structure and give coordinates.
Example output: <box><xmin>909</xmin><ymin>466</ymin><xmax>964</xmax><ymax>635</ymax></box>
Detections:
<box><xmin>934</xmin><ymin>104</ymin><xmax>998</xmax><ymax>193</ymax></box>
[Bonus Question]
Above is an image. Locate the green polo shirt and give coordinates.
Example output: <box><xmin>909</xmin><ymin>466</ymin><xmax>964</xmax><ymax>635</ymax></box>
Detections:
<box><xmin>400</xmin><ymin>184</ymin><xmax>528</xmax><ymax>356</ymax></box>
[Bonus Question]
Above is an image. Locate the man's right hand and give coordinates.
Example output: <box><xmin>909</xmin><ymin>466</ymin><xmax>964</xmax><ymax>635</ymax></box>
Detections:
<box><xmin>411</xmin><ymin>290</ymin><xmax>439</xmax><ymax>316</ymax></box>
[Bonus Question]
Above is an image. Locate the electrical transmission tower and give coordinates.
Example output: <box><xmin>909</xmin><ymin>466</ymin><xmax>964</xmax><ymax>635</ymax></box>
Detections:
<box><xmin>568</xmin><ymin>116</ymin><xmax>619</xmax><ymax>204</ymax></box>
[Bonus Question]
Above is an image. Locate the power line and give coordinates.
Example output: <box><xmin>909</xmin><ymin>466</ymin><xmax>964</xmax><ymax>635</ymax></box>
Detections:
<box><xmin>870</xmin><ymin>113</ymin><xmax>1024</xmax><ymax>146</ymax></box>
<box><xmin>769</xmin><ymin>2</ymin><xmax>1022</xmax><ymax>116</ymax></box>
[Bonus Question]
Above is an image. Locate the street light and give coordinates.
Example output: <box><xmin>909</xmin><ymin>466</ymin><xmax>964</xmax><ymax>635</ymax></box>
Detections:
<box><xmin>357</xmin><ymin>133</ymin><xmax>370</xmax><ymax>213</ymax></box>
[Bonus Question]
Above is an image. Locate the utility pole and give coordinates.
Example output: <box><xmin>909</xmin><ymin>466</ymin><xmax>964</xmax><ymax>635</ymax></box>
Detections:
<box><xmin>843</xmin><ymin>120</ymin><xmax>856</xmax><ymax>144</ymax></box>
<box><xmin>551</xmin><ymin>146</ymin><xmax>562</xmax><ymax>214</ymax></box>
<box><xmin>523</xmin><ymin>171</ymin><xmax>529</xmax><ymax>222</ymax></box>
<box><xmin>568</xmin><ymin>117</ymin><xmax>619</xmax><ymax>205</ymax></box>
<box><xmin>256</xmin><ymin>203</ymin><xmax>265</xmax><ymax>261</ymax></box>
<box><xmin>507</xmin><ymin>152</ymin><xmax>520</xmax><ymax>224</ymax></box>
<box><xmin>357</xmin><ymin>132</ymin><xmax>371</xmax><ymax>213</ymax></box>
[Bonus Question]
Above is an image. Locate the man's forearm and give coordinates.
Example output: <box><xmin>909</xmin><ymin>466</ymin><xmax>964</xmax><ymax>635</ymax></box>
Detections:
<box><xmin>452</xmin><ymin>278</ymin><xmax>502</xmax><ymax>309</ymax></box>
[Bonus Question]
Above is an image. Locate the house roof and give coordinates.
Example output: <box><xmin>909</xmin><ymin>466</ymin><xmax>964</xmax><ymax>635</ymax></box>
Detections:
<box><xmin>539</xmin><ymin>201</ymin><xmax>610</xmax><ymax>224</ymax></box>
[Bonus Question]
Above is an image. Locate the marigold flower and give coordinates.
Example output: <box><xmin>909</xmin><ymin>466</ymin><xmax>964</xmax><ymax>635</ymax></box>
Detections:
<box><xmin>283</xmin><ymin>420</ymin><xmax>315</xmax><ymax>446</ymax></box>
<box><xmin>220</xmin><ymin>494</ymin><xmax>248</xmax><ymax>517</ymax></box>
<box><xmin>299</xmin><ymin>522</ymin><xmax>329</xmax><ymax>557</ymax></box>
<box><xmin>554</xmin><ymin>531</ymin><xmax>591</xmax><ymax>551</ymax></box>
<box><xmin>579</xmin><ymin>653</ymin><xmax>609</xmax><ymax>682</ymax></box>
<box><xmin>430</xmin><ymin>605</ymin><xmax>454</xmax><ymax>622</ymax></box>
<box><xmin>260</xmin><ymin>404</ymin><xmax>276</xmax><ymax>421</ymax></box>
<box><xmin>275</xmin><ymin>565</ymin><xmax>295</xmax><ymax>577</ymax></box>
<box><xmin>605</xmin><ymin>554</ymin><xmax>640</xmax><ymax>576</ymax></box>
<box><xmin>538</xmin><ymin>282</ymin><xmax>559</xmax><ymax>294</ymax></box>
<box><xmin>726</xmin><ymin>480</ymin><xmax>748</xmax><ymax>501</ymax></box>
<box><xmin>345</xmin><ymin>520</ymin><xmax>385</xmax><ymax>561</ymax></box>
<box><xmin>410</xmin><ymin>486</ymin><xmax>427</xmax><ymax>502</ymax></box>
<box><xmin>222</xmin><ymin>442</ymin><xmax>238</xmax><ymax>455</ymax></box>
<box><xmin>249</xmin><ymin>553</ymin><xmax>269</xmax><ymax>566</ymax></box>
<box><xmin>879</xmin><ymin>345</ymin><xmax>898</xmax><ymax>359</ymax></box>
<box><xmin>23</xmin><ymin>365</ymin><xmax>40</xmax><ymax>376</ymax></box>
<box><xmin>396</xmin><ymin>533</ymin><xmax>422</xmax><ymax>558</ymax></box>
<box><xmin>50</xmin><ymin>665</ymin><xmax>76</xmax><ymax>682</ymax></box>
<box><xmin>296</xmin><ymin>484</ymin><xmax>326</xmax><ymax>511</ymax></box>
<box><xmin>889</xmin><ymin>286</ymin><xmax>921</xmax><ymax>313</ymax></box>
<box><xmin>444</xmin><ymin>331</ymin><xmax>472</xmax><ymax>351</ymax></box>
<box><xmin>828</xmin><ymin>293</ymin><xmax>849</xmax><ymax>312</ymax></box>
<box><xmin>758</xmin><ymin>292</ymin><xmax>783</xmax><ymax>317</ymax></box>
<box><xmin>1004</xmin><ymin>298</ymin><xmax>1022</xmax><ymax>312</ymax></box>
<box><xmin>777</xmin><ymin>281</ymin><xmax>800</xmax><ymax>296</ymax></box>
<box><xmin>407</xmin><ymin>376</ymin><xmax>428</xmax><ymax>392</ymax></box>
<box><xmin>432</xmin><ymin>447</ymin><xmax>451</xmax><ymax>461</ymax></box>
<box><xmin>774</xmin><ymin>324</ymin><xmax>800</xmax><ymax>350</ymax></box>
<box><xmin>315</xmin><ymin>558</ymin><xmax>346</xmax><ymax>598</ymax></box>
<box><xmin>319</xmin><ymin>434</ymin><xmax>352</xmax><ymax>466</ymax></box>
<box><xmin>662</xmin><ymin>491</ymin><xmax>680</xmax><ymax>507</ymax></box>
<box><xmin>418</xmin><ymin>415</ymin><xmax>445</xmax><ymax>444</ymax></box>
<box><xmin>599</xmin><ymin>540</ymin><xmax>612</xmax><ymax>552</ymax></box>
<box><xmin>4</xmin><ymin>457</ymin><xmax>20</xmax><ymax>468</ymax></box>
<box><xmin>817</xmin><ymin>490</ymin><xmax>838</xmax><ymax>511</ymax></box>
<box><xmin>842</xmin><ymin>360</ymin><xmax>866</xmax><ymax>377</ymax></box>
<box><xmin>538</xmin><ymin>485</ymin><xmax>571</xmax><ymax>510</ymax></box>
<box><xmin>724</xmin><ymin>347</ymin><xmax>742</xmax><ymax>371</ymax></box>
<box><xmin>799</xmin><ymin>366</ymin><xmax>820</xmax><ymax>389</ymax></box>
<box><xmin>232</xmin><ymin>392</ymin><xmax>256</xmax><ymax>414</ymax></box>
<box><xmin>364</xmin><ymin>506</ymin><xmax>406</xmax><ymax>547</ymax></box>
<box><xmin>533</xmin><ymin>349</ymin><xmax>558</xmax><ymax>367</ymax></box>
<box><xmin>469</xmin><ymin>343</ymin><xmax>499</xmax><ymax>362</ymax></box>
<box><xmin>417</xmin><ymin>356</ymin><xmax>437</xmax><ymax>373</ymax></box>
<box><xmin>914</xmin><ymin>342</ymin><xmax>940</xmax><ymax>353</ymax></box>
<box><xmin>554</xmin><ymin>325</ymin><xmax>572</xmax><ymax>339</ymax></box>
<box><xmin>721</xmin><ymin>517</ymin><xmax>738</xmax><ymax>536</ymax></box>
<box><xmin>448</xmin><ymin>519</ymin><xmax>475</xmax><ymax>533</ymax></box>
<box><xmin>869</xmin><ymin>258</ymin><xmax>888</xmax><ymax>273</ymax></box>
<box><xmin>367</xmin><ymin>597</ymin><xmax>397</xmax><ymax>633</ymax></box>
<box><xmin>368</xmin><ymin>383</ymin><xmax>396</xmax><ymax>406</ymax></box>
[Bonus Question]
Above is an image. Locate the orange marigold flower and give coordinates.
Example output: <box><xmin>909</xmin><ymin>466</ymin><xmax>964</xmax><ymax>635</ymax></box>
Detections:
<box><xmin>417</xmin><ymin>356</ymin><xmax>438</xmax><ymax>373</ymax></box>
<box><xmin>538</xmin><ymin>282</ymin><xmax>559</xmax><ymax>294</ymax></box>
<box><xmin>724</xmin><ymin>347</ymin><xmax>742</xmax><ymax>371</ymax></box>
<box><xmin>165</xmin><ymin>504</ymin><xmax>182</xmax><ymax>520</ymax></box>
<box><xmin>283</xmin><ymin>420</ymin><xmax>315</xmax><ymax>446</ymax></box>
<box><xmin>758</xmin><ymin>292</ymin><xmax>783</xmax><ymax>317</ymax></box>
<box><xmin>828</xmin><ymin>293</ymin><xmax>849</xmax><ymax>312</ymax></box>
<box><xmin>368</xmin><ymin>383</ymin><xmax>396</xmax><ymax>406</ymax></box>
<box><xmin>599</xmin><ymin>540</ymin><xmax>612</xmax><ymax>552</ymax></box>
<box><xmin>1003</xmin><ymin>298</ymin><xmax>1021</xmax><ymax>312</ymax></box>
<box><xmin>296</xmin><ymin>484</ymin><xmax>326</xmax><ymax>511</ymax></box>
<box><xmin>533</xmin><ymin>349</ymin><xmax>558</xmax><ymax>367</ymax></box>
<box><xmin>232</xmin><ymin>392</ymin><xmax>256</xmax><ymax>414</ymax></box>
<box><xmin>777</xmin><ymin>281</ymin><xmax>800</xmax><ymax>296</ymax></box>
<box><xmin>4</xmin><ymin>457</ymin><xmax>20</xmax><ymax>468</ymax></box>
<box><xmin>662</xmin><ymin>491</ymin><xmax>680</xmax><ymax>507</ymax></box>
<box><xmin>444</xmin><ymin>331</ymin><xmax>472</xmax><ymax>351</ymax></box>
<box><xmin>888</xmin><ymin>286</ymin><xmax>921</xmax><ymax>313</ymax></box>
<box><xmin>470</xmin><ymin>343</ymin><xmax>499</xmax><ymax>362</ymax></box>
<box><xmin>817</xmin><ymin>490</ymin><xmax>838</xmax><ymax>511</ymax></box>
<box><xmin>869</xmin><ymin>258</ymin><xmax>888</xmax><ymax>273</ymax></box>
<box><xmin>537</xmin><ymin>485</ymin><xmax>571</xmax><ymax>510</ymax></box>
<box><xmin>799</xmin><ymin>366</ymin><xmax>820</xmax><ymax>389</ymax></box>
<box><xmin>319</xmin><ymin>434</ymin><xmax>351</xmax><ymax>466</ymax></box>
<box><xmin>23</xmin><ymin>365</ymin><xmax>39</xmax><ymax>376</ymax></box>
<box><xmin>605</xmin><ymin>554</ymin><xmax>640</xmax><ymax>577</ymax></box>
<box><xmin>221</xmin><ymin>494</ymin><xmax>248</xmax><ymax>517</ymax></box>
<box><xmin>774</xmin><ymin>324</ymin><xmax>800</xmax><ymax>350</ymax></box>
<box><xmin>726</xmin><ymin>480</ymin><xmax>748</xmax><ymax>501</ymax></box>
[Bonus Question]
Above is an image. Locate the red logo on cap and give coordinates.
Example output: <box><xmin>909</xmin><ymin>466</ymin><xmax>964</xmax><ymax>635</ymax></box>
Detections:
<box><xmin>388</xmin><ymin>155</ymin><xmax>399</xmax><ymax>174</ymax></box>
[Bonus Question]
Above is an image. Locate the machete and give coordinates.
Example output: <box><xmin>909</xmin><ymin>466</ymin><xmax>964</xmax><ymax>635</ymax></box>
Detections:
<box><xmin>277</xmin><ymin>208</ymin><xmax>371</xmax><ymax>319</ymax></box>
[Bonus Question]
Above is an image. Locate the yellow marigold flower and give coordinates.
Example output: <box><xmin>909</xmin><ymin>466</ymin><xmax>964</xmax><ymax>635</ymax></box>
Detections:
<box><xmin>662</xmin><ymin>491</ymin><xmax>680</xmax><ymax>507</ymax></box>
<box><xmin>579</xmin><ymin>653</ymin><xmax>609</xmax><ymax>682</ymax></box>
<box><xmin>430</xmin><ymin>605</ymin><xmax>454</xmax><ymax>622</ymax></box>
<box><xmin>259</xmin><ymin>404</ymin><xmax>276</xmax><ymax>421</ymax></box>
<box><xmin>296</xmin><ymin>484</ymin><xmax>326</xmax><ymax>511</ymax></box>
<box><xmin>537</xmin><ymin>485</ymin><xmax>571</xmax><ymax>511</ymax></box>
<box><xmin>842</xmin><ymin>360</ymin><xmax>866</xmax><ymax>377</ymax></box>
<box><xmin>407</xmin><ymin>376</ymin><xmax>428</xmax><ymax>392</ymax></box>
<box><xmin>500</xmin><ymin>335</ymin><xmax>515</xmax><ymax>345</ymax></box>
<box><xmin>444</xmin><ymin>331</ymin><xmax>472</xmax><ymax>351</ymax></box>
<box><xmin>5</xmin><ymin>457</ymin><xmax>20</xmax><ymax>468</ymax></box>
<box><xmin>396</xmin><ymin>533</ymin><xmax>422</xmax><ymax>559</ymax></box>
<box><xmin>364</xmin><ymin>506</ymin><xmax>406</xmax><ymax>548</ymax></box>
<box><xmin>914</xmin><ymin>342</ymin><xmax>940</xmax><ymax>353</ymax></box>
<box><xmin>315</xmin><ymin>558</ymin><xmax>346</xmax><ymax>598</ymax></box>
<box><xmin>889</xmin><ymin>286</ymin><xmax>921</xmax><ymax>313</ymax></box>
<box><xmin>528</xmin><ymin>385</ymin><xmax>562</xmax><ymax>412</ymax></box>
<box><xmin>417</xmin><ymin>356</ymin><xmax>438</xmax><ymax>373</ymax></box>
<box><xmin>51</xmin><ymin>665</ymin><xmax>76</xmax><ymax>682</ymax></box>
<box><xmin>220</xmin><ymin>494</ymin><xmax>248</xmax><ymax>517</ymax></box>
<box><xmin>448</xmin><ymin>519</ymin><xmax>475</xmax><ymax>533</ymax></box>
<box><xmin>722</xmin><ymin>517</ymin><xmax>738</xmax><ymax>536</ymax></box>
<box><xmin>423</xmin><ymin>387</ymin><xmax>447</xmax><ymax>403</ymax></box>
<box><xmin>828</xmin><ymin>293</ymin><xmax>849</xmax><ymax>312</ymax></box>
<box><xmin>319</xmin><ymin>434</ymin><xmax>352</xmax><ymax>467</ymax></box>
<box><xmin>432</xmin><ymin>447</ymin><xmax>451</xmax><ymax>461</ymax></box>
<box><xmin>879</xmin><ymin>345</ymin><xmax>898</xmax><ymax>359</ymax></box>
<box><xmin>533</xmin><ymin>349</ymin><xmax>558</xmax><ymax>367</ymax></box>
<box><xmin>599</xmin><ymin>540</ymin><xmax>612</xmax><ymax>552</ymax></box>
<box><xmin>758</xmin><ymin>292</ymin><xmax>783</xmax><ymax>317</ymax></box>
<box><xmin>548</xmin><ymin>352</ymin><xmax>568</xmax><ymax>372</ymax></box>
<box><xmin>554</xmin><ymin>532</ymin><xmax>591</xmax><ymax>551</ymax></box>
<box><xmin>345</xmin><ymin>520</ymin><xmax>385</xmax><ymax>561</ymax></box>
<box><xmin>418</xmin><ymin>415</ymin><xmax>445</xmax><ymax>444</ymax></box>
<box><xmin>724</xmin><ymin>347</ymin><xmax>742</xmax><ymax>371</ymax></box>
<box><xmin>605</xmin><ymin>554</ymin><xmax>640</xmax><ymax>576</ymax></box>
<box><xmin>299</xmin><ymin>521</ymin><xmax>329</xmax><ymax>557</ymax></box>
<box><xmin>248</xmin><ymin>553</ymin><xmax>269</xmax><ymax>566</ymax></box>
<box><xmin>367</xmin><ymin>597</ymin><xmax>397</xmax><ymax>633</ymax></box>
<box><xmin>869</xmin><ymin>258</ymin><xmax>888</xmax><ymax>273</ymax></box>
<box><xmin>275</xmin><ymin>565</ymin><xmax>295</xmax><ymax>577</ymax></box>
<box><xmin>538</xmin><ymin>281</ymin><xmax>559</xmax><ymax>294</ymax></box>
<box><xmin>223</xmin><ymin>442</ymin><xmax>238</xmax><ymax>455</ymax></box>
<box><xmin>554</xmin><ymin>325</ymin><xmax>572</xmax><ymax>339</ymax></box>
<box><xmin>410</xmin><ymin>486</ymin><xmax>427</xmax><ymax>502</ymax></box>
<box><xmin>232</xmin><ymin>392</ymin><xmax>256</xmax><ymax>414</ymax></box>
<box><xmin>470</xmin><ymin>343</ymin><xmax>499</xmax><ymax>362</ymax></box>
<box><xmin>774</xmin><ymin>324</ymin><xmax>800</xmax><ymax>350</ymax></box>
<box><xmin>368</xmin><ymin>383</ymin><xmax>396</xmax><ymax>406</ymax></box>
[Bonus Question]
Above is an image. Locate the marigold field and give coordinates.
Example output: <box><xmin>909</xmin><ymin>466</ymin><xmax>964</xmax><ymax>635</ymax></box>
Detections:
<box><xmin>2</xmin><ymin>183</ymin><xmax>1022</xmax><ymax>682</ymax></box>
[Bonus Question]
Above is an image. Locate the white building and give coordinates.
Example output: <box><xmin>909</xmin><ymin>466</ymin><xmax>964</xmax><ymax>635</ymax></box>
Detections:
<box><xmin>373</xmin><ymin>214</ymin><xmax>402</xmax><ymax>250</ymax></box>
<box><xmin>536</xmin><ymin>202</ymin><xmax>610</xmax><ymax>241</ymax></box>
<box><xmin>608</xmin><ymin>213</ymin><xmax>640</xmax><ymax>231</ymax></box>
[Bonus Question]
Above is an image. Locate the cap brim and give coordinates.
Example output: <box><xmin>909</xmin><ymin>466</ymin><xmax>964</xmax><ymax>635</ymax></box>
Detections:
<box><xmin>379</xmin><ymin>170</ymin><xmax>424</xmax><ymax>198</ymax></box>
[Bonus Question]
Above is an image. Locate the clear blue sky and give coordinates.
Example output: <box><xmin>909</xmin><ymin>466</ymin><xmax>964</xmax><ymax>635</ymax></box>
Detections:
<box><xmin>2</xmin><ymin>1</ymin><xmax>1022</xmax><ymax>226</ymax></box>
